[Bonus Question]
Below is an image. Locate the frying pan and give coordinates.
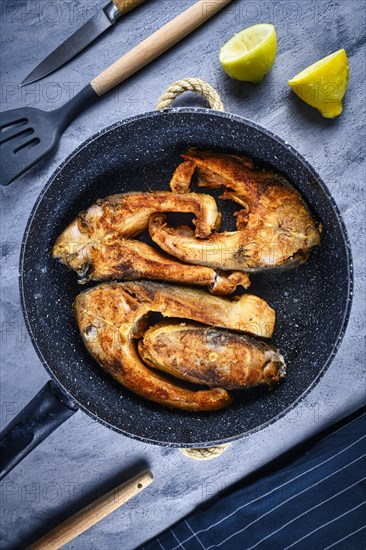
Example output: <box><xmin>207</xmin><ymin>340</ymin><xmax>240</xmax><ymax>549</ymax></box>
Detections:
<box><xmin>0</xmin><ymin>107</ymin><xmax>352</xmax><ymax>480</ymax></box>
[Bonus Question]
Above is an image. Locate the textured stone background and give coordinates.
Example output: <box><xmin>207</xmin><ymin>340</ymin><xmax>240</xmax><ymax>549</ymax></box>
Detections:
<box><xmin>0</xmin><ymin>1</ymin><xmax>365</xmax><ymax>548</ymax></box>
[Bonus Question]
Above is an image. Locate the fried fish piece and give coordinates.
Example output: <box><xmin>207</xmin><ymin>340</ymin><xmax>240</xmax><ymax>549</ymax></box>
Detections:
<box><xmin>149</xmin><ymin>150</ymin><xmax>322</xmax><ymax>272</ymax></box>
<box><xmin>74</xmin><ymin>281</ymin><xmax>275</xmax><ymax>411</ymax></box>
<box><xmin>138</xmin><ymin>322</ymin><xmax>286</xmax><ymax>389</ymax></box>
<box><xmin>52</xmin><ymin>191</ymin><xmax>249</xmax><ymax>294</ymax></box>
<box><xmin>169</xmin><ymin>160</ymin><xmax>196</xmax><ymax>193</ymax></box>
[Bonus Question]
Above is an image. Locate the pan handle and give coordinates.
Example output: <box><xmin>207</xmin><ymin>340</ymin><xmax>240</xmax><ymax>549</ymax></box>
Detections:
<box><xmin>0</xmin><ymin>381</ymin><xmax>78</xmax><ymax>481</ymax></box>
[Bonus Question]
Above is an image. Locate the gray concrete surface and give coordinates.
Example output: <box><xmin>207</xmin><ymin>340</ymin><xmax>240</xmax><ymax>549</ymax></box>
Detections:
<box><xmin>0</xmin><ymin>1</ymin><xmax>365</xmax><ymax>548</ymax></box>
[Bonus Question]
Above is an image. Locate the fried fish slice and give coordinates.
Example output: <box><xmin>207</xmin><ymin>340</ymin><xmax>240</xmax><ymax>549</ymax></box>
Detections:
<box><xmin>138</xmin><ymin>322</ymin><xmax>286</xmax><ymax>390</ymax></box>
<box><xmin>149</xmin><ymin>150</ymin><xmax>322</xmax><ymax>272</ymax></box>
<box><xmin>74</xmin><ymin>281</ymin><xmax>275</xmax><ymax>410</ymax></box>
<box><xmin>57</xmin><ymin>231</ymin><xmax>250</xmax><ymax>293</ymax></box>
<box><xmin>52</xmin><ymin>190</ymin><xmax>248</xmax><ymax>293</ymax></box>
<box><xmin>53</xmin><ymin>191</ymin><xmax>220</xmax><ymax>268</ymax></box>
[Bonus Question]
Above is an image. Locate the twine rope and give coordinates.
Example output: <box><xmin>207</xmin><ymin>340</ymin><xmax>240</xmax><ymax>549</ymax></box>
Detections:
<box><xmin>180</xmin><ymin>444</ymin><xmax>230</xmax><ymax>460</ymax></box>
<box><xmin>156</xmin><ymin>78</ymin><xmax>224</xmax><ymax>111</ymax></box>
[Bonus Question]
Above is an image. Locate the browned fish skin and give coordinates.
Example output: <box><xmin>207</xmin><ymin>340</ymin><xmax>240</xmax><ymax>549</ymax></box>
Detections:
<box><xmin>74</xmin><ymin>281</ymin><xmax>275</xmax><ymax>410</ymax></box>
<box><xmin>59</xmin><ymin>232</ymin><xmax>250</xmax><ymax>293</ymax></box>
<box><xmin>170</xmin><ymin>160</ymin><xmax>196</xmax><ymax>193</ymax></box>
<box><xmin>149</xmin><ymin>149</ymin><xmax>322</xmax><ymax>272</ymax></box>
<box><xmin>52</xmin><ymin>190</ymin><xmax>248</xmax><ymax>293</ymax></box>
<box><xmin>138</xmin><ymin>322</ymin><xmax>286</xmax><ymax>389</ymax></box>
<box><xmin>53</xmin><ymin>190</ymin><xmax>220</xmax><ymax>262</ymax></box>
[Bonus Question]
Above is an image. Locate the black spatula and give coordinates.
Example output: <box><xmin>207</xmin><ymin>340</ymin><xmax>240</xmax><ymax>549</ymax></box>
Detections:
<box><xmin>0</xmin><ymin>88</ymin><xmax>97</xmax><ymax>186</ymax></box>
<box><xmin>0</xmin><ymin>0</ymin><xmax>232</xmax><ymax>186</ymax></box>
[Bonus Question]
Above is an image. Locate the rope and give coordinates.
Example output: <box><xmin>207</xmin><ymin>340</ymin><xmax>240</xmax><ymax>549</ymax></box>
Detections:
<box><xmin>180</xmin><ymin>444</ymin><xmax>230</xmax><ymax>461</ymax></box>
<box><xmin>156</xmin><ymin>78</ymin><xmax>224</xmax><ymax>111</ymax></box>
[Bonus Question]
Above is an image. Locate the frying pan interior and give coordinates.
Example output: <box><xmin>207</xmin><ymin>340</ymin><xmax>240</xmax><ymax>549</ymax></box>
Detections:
<box><xmin>20</xmin><ymin>109</ymin><xmax>352</xmax><ymax>446</ymax></box>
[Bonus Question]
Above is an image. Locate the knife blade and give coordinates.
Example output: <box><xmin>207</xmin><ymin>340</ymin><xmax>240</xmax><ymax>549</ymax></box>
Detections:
<box><xmin>20</xmin><ymin>0</ymin><xmax>146</xmax><ymax>87</ymax></box>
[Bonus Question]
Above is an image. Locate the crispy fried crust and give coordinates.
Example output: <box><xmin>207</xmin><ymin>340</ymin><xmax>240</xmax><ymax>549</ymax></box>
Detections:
<box><xmin>170</xmin><ymin>160</ymin><xmax>196</xmax><ymax>193</ymax></box>
<box><xmin>138</xmin><ymin>322</ymin><xmax>286</xmax><ymax>389</ymax></box>
<box><xmin>53</xmin><ymin>191</ymin><xmax>220</xmax><ymax>266</ymax></box>
<box><xmin>52</xmin><ymin>190</ymin><xmax>247</xmax><ymax>293</ymax></box>
<box><xmin>74</xmin><ymin>281</ymin><xmax>275</xmax><ymax>410</ymax></box>
<box><xmin>149</xmin><ymin>150</ymin><xmax>322</xmax><ymax>271</ymax></box>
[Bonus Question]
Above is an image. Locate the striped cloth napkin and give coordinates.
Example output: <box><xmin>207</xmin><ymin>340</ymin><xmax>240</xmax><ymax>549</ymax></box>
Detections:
<box><xmin>142</xmin><ymin>408</ymin><xmax>365</xmax><ymax>550</ymax></box>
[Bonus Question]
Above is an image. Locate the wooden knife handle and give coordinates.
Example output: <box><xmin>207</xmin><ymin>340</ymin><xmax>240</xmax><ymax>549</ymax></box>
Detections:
<box><xmin>29</xmin><ymin>471</ymin><xmax>153</xmax><ymax>550</ymax></box>
<box><xmin>112</xmin><ymin>0</ymin><xmax>147</xmax><ymax>16</ymax></box>
<box><xmin>91</xmin><ymin>0</ymin><xmax>233</xmax><ymax>96</ymax></box>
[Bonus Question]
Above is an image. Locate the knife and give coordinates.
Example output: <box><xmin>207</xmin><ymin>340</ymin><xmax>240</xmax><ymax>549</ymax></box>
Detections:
<box><xmin>20</xmin><ymin>0</ymin><xmax>147</xmax><ymax>87</ymax></box>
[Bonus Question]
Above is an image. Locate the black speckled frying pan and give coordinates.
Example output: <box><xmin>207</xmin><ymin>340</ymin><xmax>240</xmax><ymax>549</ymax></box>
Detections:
<box><xmin>0</xmin><ymin>109</ymin><xmax>352</xmax><ymax>479</ymax></box>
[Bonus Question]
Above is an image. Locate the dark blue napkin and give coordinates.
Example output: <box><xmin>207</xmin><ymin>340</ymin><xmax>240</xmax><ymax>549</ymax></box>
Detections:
<box><xmin>142</xmin><ymin>409</ymin><xmax>365</xmax><ymax>550</ymax></box>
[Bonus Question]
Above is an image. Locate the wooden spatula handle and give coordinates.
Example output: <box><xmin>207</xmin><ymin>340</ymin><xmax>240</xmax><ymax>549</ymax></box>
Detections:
<box><xmin>112</xmin><ymin>0</ymin><xmax>147</xmax><ymax>16</ymax></box>
<box><xmin>29</xmin><ymin>470</ymin><xmax>153</xmax><ymax>550</ymax></box>
<box><xmin>91</xmin><ymin>0</ymin><xmax>232</xmax><ymax>95</ymax></box>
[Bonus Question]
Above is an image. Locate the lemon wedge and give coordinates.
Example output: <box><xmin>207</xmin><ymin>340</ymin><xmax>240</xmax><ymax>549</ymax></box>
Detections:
<box><xmin>288</xmin><ymin>49</ymin><xmax>349</xmax><ymax>118</ymax></box>
<box><xmin>219</xmin><ymin>24</ymin><xmax>277</xmax><ymax>83</ymax></box>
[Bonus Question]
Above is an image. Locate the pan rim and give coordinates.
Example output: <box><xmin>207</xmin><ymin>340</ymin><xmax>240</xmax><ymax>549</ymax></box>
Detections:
<box><xmin>19</xmin><ymin>107</ymin><xmax>354</xmax><ymax>447</ymax></box>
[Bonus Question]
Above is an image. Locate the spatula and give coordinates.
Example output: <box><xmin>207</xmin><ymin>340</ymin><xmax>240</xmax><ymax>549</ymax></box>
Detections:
<box><xmin>0</xmin><ymin>0</ymin><xmax>232</xmax><ymax>186</ymax></box>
